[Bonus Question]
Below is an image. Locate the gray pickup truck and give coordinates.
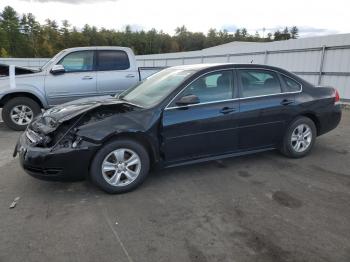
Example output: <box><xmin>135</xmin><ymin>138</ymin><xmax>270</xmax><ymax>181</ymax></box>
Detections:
<box><xmin>0</xmin><ymin>46</ymin><xmax>161</xmax><ymax>130</ymax></box>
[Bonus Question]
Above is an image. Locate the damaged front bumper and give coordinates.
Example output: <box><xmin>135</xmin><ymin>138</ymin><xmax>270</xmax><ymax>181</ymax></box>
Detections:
<box><xmin>14</xmin><ymin>131</ymin><xmax>101</xmax><ymax>181</ymax></box>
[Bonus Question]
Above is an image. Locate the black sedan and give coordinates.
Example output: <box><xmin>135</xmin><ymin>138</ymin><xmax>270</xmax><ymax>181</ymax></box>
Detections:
<box><xmin>14</xmin><ymin>64</ymin><xmax>342</xmax><ymax>193</ymax></box>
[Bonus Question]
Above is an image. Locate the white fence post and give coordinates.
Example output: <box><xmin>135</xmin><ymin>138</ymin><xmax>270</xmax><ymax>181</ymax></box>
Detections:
<box><xmin>318</xmin><ymin>45</ymin><xmax>326</xmax><ymax>85</ymax></box>
<box><xmin>264</xmin><ymin>50</ymin><xmax>268</xmax><ymax>65</ymax></box>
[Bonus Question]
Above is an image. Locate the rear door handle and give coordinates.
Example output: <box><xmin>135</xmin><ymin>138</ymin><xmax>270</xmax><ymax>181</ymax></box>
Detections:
<box><xmin>82</xmin><ymin>76</ymin><xmax>93</xmax><ymax>80</ymax></box>
<box><xmin>281</xmin><ymin>99</ymin><xmax>294</xmax><ymax>106</ymax></box>
<box><xmin>126</xmin><ymin>74</ymin><xmax>136</xmax><ymax>78</ymax></box>
<box><xmin>220</xmin><ymin>107</ymin><xmax>236</xmax><ymax>114</ymax></box>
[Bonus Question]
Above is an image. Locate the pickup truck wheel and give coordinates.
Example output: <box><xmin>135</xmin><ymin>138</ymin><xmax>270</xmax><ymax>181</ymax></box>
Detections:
<box><xmin>280</xmin><ymin>116</ymin><xmax>316</xmax><ymax>158</ymax></box>
<box><xmin>2</xmin><ymin>97</ymin><xmax>41</xmax><ymax>131</ymax></box>
<box><xmin>90</xmin><ymin>139</ymin><xmax>150</xmax><ymax>194</ymax></box>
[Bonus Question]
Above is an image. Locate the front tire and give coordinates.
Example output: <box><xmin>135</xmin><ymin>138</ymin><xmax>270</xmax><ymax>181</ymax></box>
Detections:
<box><xmin>280</xmin><ymin>116</ymin><xmax>316</xmax><ymax>158</ymax></box>
<box><xmin>2</xmin><ymin>97</ymin><xmax>41</xmax><ymax>131</ymax></box>
<box><xmin>90</xmin><ymin>139</ymin><xmax>150</xmax><ymax>194</ymax></box>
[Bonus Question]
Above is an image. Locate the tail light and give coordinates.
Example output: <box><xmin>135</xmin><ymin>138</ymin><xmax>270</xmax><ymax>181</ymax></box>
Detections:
<box><xmin>334</xmin><ymin>88</ymin><xmax>340</xmax><ymax>104</ymax></box>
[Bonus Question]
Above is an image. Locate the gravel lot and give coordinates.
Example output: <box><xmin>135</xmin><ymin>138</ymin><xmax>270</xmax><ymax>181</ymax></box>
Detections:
<box><xmin>0</xmin><ymin>111</ymin><xmax>349</xmax><ymax>262</ymax></box>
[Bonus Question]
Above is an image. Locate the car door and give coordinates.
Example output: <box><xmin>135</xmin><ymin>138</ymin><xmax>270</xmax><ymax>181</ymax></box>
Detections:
<box><xmin>45</xmin><ymin>50</ymin><xmax>97</xmax><ymax>105</ymax></box>
<box><xmin>96</xmin><ymin>50</ymin><xmax>138</xmax><ymax>96</ymax></box>
<box><xmin>161</xmin><ymin>69</ymin><xmax>240</xmax><ymax>164</ymax></box>
<box><xmin>237</xmin><ymin>68</ymin><xmax>296</xmax><ymax>150</ymax></box>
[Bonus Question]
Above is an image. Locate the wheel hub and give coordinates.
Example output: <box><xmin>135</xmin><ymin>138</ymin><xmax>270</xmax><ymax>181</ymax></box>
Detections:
<box><xmin>116</xmin><ymin>163</ymin><xmax>126</xmax><ymax>172</ymax></box>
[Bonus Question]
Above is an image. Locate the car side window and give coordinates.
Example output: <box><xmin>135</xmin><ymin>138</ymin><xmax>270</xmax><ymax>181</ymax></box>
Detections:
<box><xmin>97</xmin><ymin>50</ymin><xmax>130</xmax><ymax>71</ymax></box>
<box><xmin>238</xmin><ymin>69</ymin><xmax>281</xmax><ymax>98</ymax></box>
<box><xmin>281</xmin><ymin>75</ymin><xmax>302</xmax><ymax>92</ymax></box>
<box><xmin>58</xmin><ymin>51</ymin><xmax>94</xmax><ymax>72</ymax></box>
<box><xmin>176</xmin><ymin>71</ymin><xmax>233</xmax><ymax>105</ymax></box>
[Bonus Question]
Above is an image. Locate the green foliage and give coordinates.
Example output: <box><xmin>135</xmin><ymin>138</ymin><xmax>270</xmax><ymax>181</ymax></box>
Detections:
<box><xmin>0</xmin><ymin>5</ymin><xmax>299</xmax><ymax>58</ymax></box>
<box><xmin>0</xmin><ymin>47</ymin><xmax>9</xmax><ymax>57</ymax></box>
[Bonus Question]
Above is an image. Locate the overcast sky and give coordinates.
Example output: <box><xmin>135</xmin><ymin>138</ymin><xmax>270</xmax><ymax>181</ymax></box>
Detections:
<box><xmin>0</xmin><ymin>0</ymin><xmax>348</xmax><ymax>37</ymax></box>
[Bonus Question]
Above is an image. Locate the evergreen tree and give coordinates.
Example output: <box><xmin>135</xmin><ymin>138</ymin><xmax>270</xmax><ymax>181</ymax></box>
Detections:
<box><xmin>290</xmin><ymin>26</ymin><xmax>299</xmax><ymax>39</ymax></box>
<box><xmin>0</xmin><ymin>6</ymin><xmax>23</xmax><ymax>56</ymax></box>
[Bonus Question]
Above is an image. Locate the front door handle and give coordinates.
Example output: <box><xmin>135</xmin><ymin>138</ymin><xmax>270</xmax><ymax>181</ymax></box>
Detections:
<box><xmin>220</xmin><ymin>107</ymin><xmax>236</xmax><ymax>114</ymax></box>
<box><xmin>281</xmin><ymin>99</ymin><xmax>294</xmax><ymax>106</ymax></box>
<box><xmin>126</xmin><ymin>74</ymin><xmax>136</xmax><ymax>78</ymax></box>
<box><xmin>82</xmin><ymin>76</ymin><xmax>93</xmax><ymax>80</ymax></box>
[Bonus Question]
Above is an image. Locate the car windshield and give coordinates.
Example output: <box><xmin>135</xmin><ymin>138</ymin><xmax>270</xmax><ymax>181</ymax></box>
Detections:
<box><xmin>119</xmin><ymin>68</ymin><xmax>195</xmax><ymax>108</ymax></box>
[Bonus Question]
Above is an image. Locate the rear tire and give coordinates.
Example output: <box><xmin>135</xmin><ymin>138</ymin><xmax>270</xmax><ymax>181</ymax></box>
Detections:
<box><xmin>90</xmin><ymin>139</ymin><xmax>150</xmax><ymax>194</ymax></box>
<box><xmin>280</xmin><ymin>116</ymin><xmax>316</xmax><ymax>158</ymax></box>
<box><xmin>2</xmin><ymin>97</ymin><xmax>41</xmax><ymax>131</ymax></box>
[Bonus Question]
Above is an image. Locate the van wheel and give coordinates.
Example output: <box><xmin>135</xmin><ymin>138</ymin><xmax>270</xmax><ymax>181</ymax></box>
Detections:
<box><xmin>2</xmin><ymin>97</ymin><xmax>41</xmax><ymax>131</ymax></box>
<box><xmin>90</xmin><ymin>139</ymin><xmax>150</xmax><ymax>194</ymax></box>
<box><xmin>280</xmin><ymin>116</ymin><xmax>316</xmax><ymax>158</ymax></box>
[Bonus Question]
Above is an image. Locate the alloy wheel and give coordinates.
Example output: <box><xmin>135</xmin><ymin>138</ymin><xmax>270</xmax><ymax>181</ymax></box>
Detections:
<box><xmin>101</xmin><ymin>148</ymin><xmax>141</xmax><ymax>187</ymax></box>
<box><xmin>291</xmin><ymin>124</ymin><xmax>312</xmax><ymax>153</ymax></box>
<box><xmin>10</xmin><ymin>105</ymin><xmax>34</xmax><ymax>126</ymax></box>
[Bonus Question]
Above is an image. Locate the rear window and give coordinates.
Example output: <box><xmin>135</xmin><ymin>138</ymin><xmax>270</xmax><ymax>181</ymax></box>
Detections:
<box><xmin>281</xmin><ymin>75</ymin><xmax>302</xmax><ymax>92</ymax></box>
<box><xmin>238</xmin><ymin>69</ymin><xmax>282</xmax><ymax>97</ymax></box>
<box><xmin>97</xmin><ymin>50</ymin><xmax>130</xmax><ymax>71</ymax></box>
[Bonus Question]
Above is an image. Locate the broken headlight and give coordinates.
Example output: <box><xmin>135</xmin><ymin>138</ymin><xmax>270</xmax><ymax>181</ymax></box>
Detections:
<box><xmin>25</xmin><ymin>129</ymin><xmax>51</xmax><ymax>146</ymax></box>
<box><xmin>30</xmin><ymin>115</ymin><xmax>58</xmax><ymax>134</ymax></box>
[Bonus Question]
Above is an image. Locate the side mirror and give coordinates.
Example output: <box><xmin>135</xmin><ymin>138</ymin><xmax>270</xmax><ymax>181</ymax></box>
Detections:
<box><xmin>176</xmin><ymin>94</ymin><xmax>200</xmax><ymax>106</ymax></box>
<box><xmin>50</xmin><ymin>64</ymin><xmax>65</xmax><ymax>75</ymax></box>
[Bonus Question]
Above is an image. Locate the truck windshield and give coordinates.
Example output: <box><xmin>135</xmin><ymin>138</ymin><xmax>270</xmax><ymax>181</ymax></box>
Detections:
<box><xmin>40</xmin><ymin>50</ymin><xmax>66</xmax><ymax>71</ymax></box>
<box><xmin>119</xmin><ymin>68</ymin><xmax>195</xmax><ymax>108</ymax></box>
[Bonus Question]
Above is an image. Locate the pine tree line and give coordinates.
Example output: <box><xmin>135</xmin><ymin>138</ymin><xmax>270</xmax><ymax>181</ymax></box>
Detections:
<box><xmin>0</xmin><ymin>6</ymin><xmax>299</xmax><ymax>58</ymax></box>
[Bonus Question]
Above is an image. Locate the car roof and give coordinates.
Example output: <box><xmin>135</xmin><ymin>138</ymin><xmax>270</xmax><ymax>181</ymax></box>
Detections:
<box><xmin>171</xmin><ymin>63</ymin><xmax>286</xmax><ymax>72</ymax></box>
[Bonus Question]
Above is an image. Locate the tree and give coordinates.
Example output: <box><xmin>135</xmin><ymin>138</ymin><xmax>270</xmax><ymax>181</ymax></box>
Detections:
<box><xmin>290</xmin><ymin>26</ymin><xmax>298</xmax><ymax>39</ymax></box>
<box><xmin>267</xmin><ymin>32</ymin><xmax>272</xmax><ymax>40</ymax></box>
<box><xmin>174</xmin><ymin>25</ymin><xmax>189</xmax><ymax>51</ymax></box>
<box><xmin>19</xmin><ymin>13</ymin><xmax>40</xmax><ymax>57</ymax></box>
<box><xmin>70</xmin><ymin>26</ymin><xmax>89</xmax><ymax>47</ymax></box>
<box><xmin>0</xmin><ymin>6</ymin><xmax>23</xmax><ymax>56</ymax></box>
<box><xmin>241</xmin><ymin>28</ymin><xmax>248</xmax><ymax>38</ymax></box>
<box><xmin>0</xmin><ymin>47</ymin><xmax>9</xmax><ymax>57</ymax></box>
<box><xmin>234</xmin><ymin>29</ymin><xmax>241</xmax><ymax>39</ymax></box>
<box><xmin>280</xmin><ymin>27</ymin><xmax>291</xmax><ymax>40</ymax></box>
<box><xmin>60</xmin><ymin>19</ymin><xmax>71</xmax><ymax>49</ymax></box>
<box><xmin>0</xmin><ymin>26</ymin><xmax>9</xmax><ymax>53</ymax></box>
<box><xmin>205</xmin><ymin>28</ymin><xmax>219</xmax><ymax>47</ymax></box>
<box><xmin>274</xmin><ymin>30</ymin><xmax>281</xmax><ymax>40</ymax></box>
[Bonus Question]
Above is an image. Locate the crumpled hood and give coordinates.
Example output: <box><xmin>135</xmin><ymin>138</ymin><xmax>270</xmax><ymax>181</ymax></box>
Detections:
<box><xmin>30</xmin><ymin>96</ymin><xmax>135</xmax><ymax>134</ymax></box>
<box><xmin>43</xmin><ymin>96</ymin><xmax>126</xmax><ymax>122</ymax></box>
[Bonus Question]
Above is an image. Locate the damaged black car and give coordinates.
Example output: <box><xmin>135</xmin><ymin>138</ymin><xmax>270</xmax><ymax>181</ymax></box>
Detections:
<box><xmin>14</xmin><ymin>64</ymin><xmax>342</xmax><ymax>193</ymax></box>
